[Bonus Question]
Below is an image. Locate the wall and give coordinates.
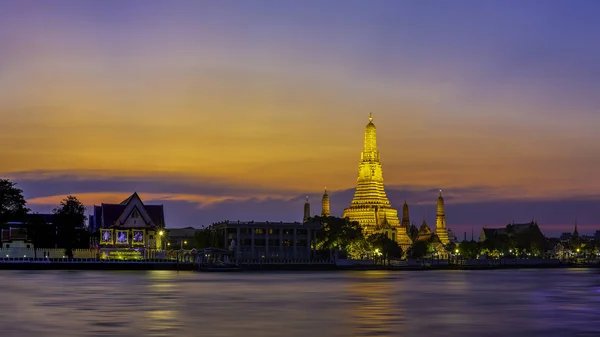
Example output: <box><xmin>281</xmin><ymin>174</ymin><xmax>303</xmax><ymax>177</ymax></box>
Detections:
<box><xmin>0</xmin><ymin>248</ymin><xmax>96</xmax><ymax>259</ymax></box>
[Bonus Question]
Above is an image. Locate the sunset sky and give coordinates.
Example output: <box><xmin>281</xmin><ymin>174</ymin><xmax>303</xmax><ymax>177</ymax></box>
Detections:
<box><xmin>1</xmin><ymin>1</ymin><xmax>600</xmax><ymax>236</ymax></box>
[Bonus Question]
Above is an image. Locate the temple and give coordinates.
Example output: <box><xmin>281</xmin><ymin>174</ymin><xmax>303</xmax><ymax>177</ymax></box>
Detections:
<box><xmin>342</xmin><ymin>113</ymin><xmax>412</xmax><ymax>249</ymax></box>
<box><xmin>89</xmin><ymin>192</ymin><xmax>166</xmax><ymax>259</ymax></box>
<box><xmin>303</xmin><ymin>197</ymin><xmax>311</xmax><ymax>223</ymax></box>
<box><xmin>435</xmin><ymin>190</ymin><xmax>450</xmax><ymax>245</ymax></box>
<box><xmin>321</xmin><ymin>188</ymin><xmax>331</xmax><ymax>217</ymax></box>
<box><xmin>401</xmin><ymin>201</ymin><xmax>410</xmax><ymax>232</ymax></box>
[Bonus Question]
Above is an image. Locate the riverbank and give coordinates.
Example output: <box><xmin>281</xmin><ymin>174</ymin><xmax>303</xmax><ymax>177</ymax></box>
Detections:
<box><xmin>0</xmin><ymin>261</ymin><xmax>598</xmax><ymax>271</ymax></box>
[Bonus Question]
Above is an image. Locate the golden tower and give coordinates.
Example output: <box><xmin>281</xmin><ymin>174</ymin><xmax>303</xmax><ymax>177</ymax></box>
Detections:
<box><xmin>343</xmin><ymin>113</ymin><xmax>413</xmax><ymax>248</ymax></box>
<box><xmin>321</xmin><ymin>188</ymin><xmax>331</xmax><ymax>217</ymax></box>
<box><xmin>435</xmin><ymin>190</ymin><xmax>450</xmax><ymax>245</ymax></box>
<box><xmin>303</xmin><ymin>196</ymin><xmax>311</xmax><ymax>223</ymax></box>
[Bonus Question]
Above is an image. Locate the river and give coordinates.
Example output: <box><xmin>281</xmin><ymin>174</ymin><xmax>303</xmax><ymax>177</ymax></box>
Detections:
<box><xmin>0</xmin><ymin>268</ymin><xmax>598</xmax><ymax>336</ymax></box>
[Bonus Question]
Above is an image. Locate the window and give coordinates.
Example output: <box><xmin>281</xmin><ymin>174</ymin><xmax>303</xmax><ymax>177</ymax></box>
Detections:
<box><xmin>5</xmin><ymin>244</ymin><xmax>10</xmax><ymax>248</ymax></box>
<box><xmin>26</xmin><ymin>244</ymin><xmax>31</xmax><ymax>249</ymax></box>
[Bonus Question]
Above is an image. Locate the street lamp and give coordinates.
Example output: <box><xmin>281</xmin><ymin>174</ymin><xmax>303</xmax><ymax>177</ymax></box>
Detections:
<box><xmin>181</xmin><ymin>240</ymin><xmax>187</xmax><ymax>250</ymax></box>
<box><xmin>158</xmin><ymin>230</ymin><xmax>165</xmax><ymax>251</ymax></box>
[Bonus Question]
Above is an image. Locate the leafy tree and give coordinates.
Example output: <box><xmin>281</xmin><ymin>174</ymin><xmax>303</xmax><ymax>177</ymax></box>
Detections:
<box><xmin>313</xmin><ymin>216</ymin><xmax>365</xmax><ymax>252</ymax></box>
<box><xmin>458</xmin><ymin>240</ymin><xmax>481</xmax><ymax>259</ymax></box>
<box><xmin>195</xmin><ymin>227</ymin><xmax>220</xmax><ymax>249</ymax></box>
<box><xmin>368</xmin><ymin>233</ymin><xmax>403</xmax><ymax>261</ymax></box>
<box><xmin>0</xmin><ymin>179</ymin><xmax>28</xmax><ymax>225</ymax></box>
<box><xmin>409</xmin><ymin>240</ymin><xmax>430</xmax><ymax>259</ymax></box>
<box><xmin>53</xmin><ymin>195</ymin><xmax>87</xmax><ymax>259</ymax></box>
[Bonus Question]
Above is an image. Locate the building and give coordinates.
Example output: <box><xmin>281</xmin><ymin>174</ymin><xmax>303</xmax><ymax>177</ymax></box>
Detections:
<box><xmin>89</xmin><ymin>192</ymin><xmax>166</xmax><ymax>258</ymax></box>
<box><xmin>480</xmin><ymin>221</ymin><xmax>543</xmax><ymax>242</ymax></box>
<box><xmin>1</xmin><ymin>213</ymin><xmax>56</xmax><ymax>249</ymax></box>
<box><xmin>303</xmin><ymin>197</ymin><xmax>311</xmax><ymax>222</ymax></box>
<box><xmin>166</xmin><ymin>227</ymin><xmax>197</xmax><ymax>249</ymax></box>
<box><xmin>342</xmin><ymin>113</ymin><xmax>413</xmax><ymax>249</ymax></box>
<box><xmin>321</xmin><ymin>188</ymin><xmax>331</xmax><ymax>217</ymax></box>
<box><xmin>435</xmin><ymin>191</ymin><xmax>450</xmax><ymax>245</ymax></box>
<box><xmin>212</xmin><ymin>220</ymin><xmax>321</xmax><ymax>260</ymax></box>
<box><xmin>401</xmin><ymin>201</ymin><xmax>410</xmax><ymax>232</ymax></box>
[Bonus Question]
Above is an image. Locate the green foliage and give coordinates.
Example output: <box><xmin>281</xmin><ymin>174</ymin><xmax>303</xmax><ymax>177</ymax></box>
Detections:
<box><xmin>313</xmin><ymin>216</ymin><xmax>365</xmax><ymax>251</ymax></box>
<box><xmin>368</xmin><ymin>233</ymin><xmax>403</xmax><ymax>259</ymax></box>
<box><xmin>53</xmin><ymin>195</ymin><xmax>87</xmax><ymax>259</ymax></box>
<box><xmin>195</xmin><ymin>227</ymin><xmax>220</xmax><ymax>249</ymax></box>
<box><xmin>409</xmin><ymin>240</ymin><xmax>430</xmax><ymax>259</ymax></box>
<box><xmin>0</xmin><ymin>179</ymin><xmax>28</xmax><ymax>225</ymax></box>
<box><xmin>458</xmin><ymin>240</ymin><xmax>480</xmax><ymax>259</ymax></box>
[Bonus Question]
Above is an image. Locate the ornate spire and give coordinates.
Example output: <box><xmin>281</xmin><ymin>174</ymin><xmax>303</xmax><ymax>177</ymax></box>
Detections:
<box><xmin>369</xmin><ymin>112</ymin><xmax>373</xmax><ymax>122</ymax></box>
<box><xmin>303</xmin><ymin>196</ymin><xmax>311</xmax><ymax>222</ymax></box>
<box><xmin>321</xmin><ymin>188</ymin><xmax>331</xmax><ymax>217</ymax></box>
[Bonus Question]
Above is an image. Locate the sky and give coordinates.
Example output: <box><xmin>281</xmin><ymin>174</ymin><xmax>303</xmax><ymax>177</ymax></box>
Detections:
<box><xmin>1</xmin><ymin>0</ymin><xmax>600</xmax><ymax>237</ymax></box>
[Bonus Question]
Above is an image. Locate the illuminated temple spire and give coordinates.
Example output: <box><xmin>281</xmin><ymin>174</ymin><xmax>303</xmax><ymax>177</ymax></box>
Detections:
<box><xmin>303</xmin><ymin>196</ymin><xmax>310</xmax><ymax>223</ymax></box>
<box><xmin>343</xmin><ymin>113</ymin><xmax>412</xmax><ymax>248</ymax></box>
<box><xmin>435</xmin><ymin>190</ymin><xmax>450</xmax><ymax>245</ymax></box>
<box><xmin>321</xmin><ymin>188</ymin><xmax>331</xmax><ymax>217</ymax></box>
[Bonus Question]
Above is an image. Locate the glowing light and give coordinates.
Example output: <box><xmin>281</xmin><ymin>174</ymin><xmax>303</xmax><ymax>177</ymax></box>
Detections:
<box><xmin>159</xmin><ymin>230</ymin><xmax>164</xmax><ymax>236</ymax></box>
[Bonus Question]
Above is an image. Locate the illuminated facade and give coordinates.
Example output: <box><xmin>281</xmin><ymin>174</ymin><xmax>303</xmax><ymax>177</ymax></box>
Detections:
<box><xmin>321</xmin><ymin>188</ymin><xmax>330</xmax><ymax>217</ymax></box>
<box><xmin>435</xmin><ymin>190</ymin><xmax>450</xmax><ymax>245</ymax></box>
<box><xmin>89</xmin><ymin>192</ymin><xmax>166</xmax><ymax>258</ymax></box>
<box><xmin>343</xmin><ymin>113</ymin><xmax>412</xmax><ymax>249</ymax></box>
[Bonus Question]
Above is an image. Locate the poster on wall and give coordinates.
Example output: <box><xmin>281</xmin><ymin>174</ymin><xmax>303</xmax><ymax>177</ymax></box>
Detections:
<box><xmin>132</xmin><ymin>230</ymin><xmax>144</xmax><ymax>245</ymax></box>
<box><xmin>100</xmin><ymin>229</ymin><xmax>113</xmax><ymax>245</ymax></box>
<box><xmin>116</xmin><ymin>230</ymin><xmax>129</xmax><ymax>245</ymax></box>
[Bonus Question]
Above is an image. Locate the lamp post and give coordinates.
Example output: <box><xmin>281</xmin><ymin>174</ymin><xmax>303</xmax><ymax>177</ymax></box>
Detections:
<box><xmin>158</xmin><ymin>230</ymin><xmax>164</xmax><ymax>251</ymax></box>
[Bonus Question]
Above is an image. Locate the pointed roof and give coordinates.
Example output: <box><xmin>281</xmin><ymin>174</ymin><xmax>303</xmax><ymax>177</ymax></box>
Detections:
<box><xmin>120</xmin><ymin>191</ymin><xmax>141</xmax><ymax>205</ymax></box>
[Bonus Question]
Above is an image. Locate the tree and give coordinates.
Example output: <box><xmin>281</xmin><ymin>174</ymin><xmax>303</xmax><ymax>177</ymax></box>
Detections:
<box><xmin>53</xmin><ymin>195</ymin><xmax>87</xmax><ymax>259</ymax></box>
<box><xmin>458</xmin><ymin>240</ymin><xmax>481</xmax><ymax>259</ymax></box>
<box><xmin>314</xmin><ymin>216</ymin><xmax>365</xmax><ymax>252</ymax></box>
<box><xmin>195</xmin><ymin>227</ymin><xmax>220</xmax><ymax>249</ymax></box>
<box><xmin>368</xmin><ymin>233</ymin><xmax>403</xmax><ymax>262</ymax></box>
<box><xmin>409</xmin><ymin>240</ymin><xmax>430</xmax><ymax>259</ymax></box>
<box><xmin>0</xmin><ymin>179</ymin><xmax>28</xmax><ymax>225</ymax></box>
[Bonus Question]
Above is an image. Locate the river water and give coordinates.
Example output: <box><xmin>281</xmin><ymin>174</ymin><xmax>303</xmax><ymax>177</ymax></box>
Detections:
<box><xmin>0</xmin><ymin>269</ymin><xmax>598</xmax><ymax>337</ymax></box>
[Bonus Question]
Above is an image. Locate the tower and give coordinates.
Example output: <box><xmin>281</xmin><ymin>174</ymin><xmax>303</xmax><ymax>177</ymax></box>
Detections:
<box><xmin>401</xmin><ymin>201</ymin><xmax>410</xmax><ymax>230</ymax></box>
<box><xmin>321</xmin><ymin>188</ymin><xmax>331</xmax><ymax>217</ymax></box>
<box><xmin>303</xmin><ymin>196</ymin><xmax>310</xmax><ymax>223</ymax></box>
<box><xmin>435</xmin><ymin>190</ymin><xmax>450</xmax><ymax>245</ymax></box>
<box><xmin>342</xmin><ymin>113</ymin><xmax>412</xmax><ymax>248</ymax></box>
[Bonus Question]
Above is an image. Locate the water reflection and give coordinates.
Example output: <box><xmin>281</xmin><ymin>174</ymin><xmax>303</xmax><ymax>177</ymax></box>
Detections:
<box><xmin>0</xmin><ymin>269</ymin><xmax>598</xmax><ymax>336</ymax></box>
<box><xmin>345</xmin><ymin>271</ymin><xmax>405</xmax><ymax>336</ymax></box>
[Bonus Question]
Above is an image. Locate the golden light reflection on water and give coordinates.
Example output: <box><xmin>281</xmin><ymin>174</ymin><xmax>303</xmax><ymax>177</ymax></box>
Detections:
<box><xmin>0</xmin><ymin>270</ymin><xmax>598</xmax><ymax>337</ymax></box>
<box><xmin>345</xmin><ymin>271</ymin><xmax>405</xmax><ymax>336</ymax></box>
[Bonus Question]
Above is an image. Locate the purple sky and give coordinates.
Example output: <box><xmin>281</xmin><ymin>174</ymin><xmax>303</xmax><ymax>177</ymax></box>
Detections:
<box><xmin>1</xmin><ymin>1</ymin><xmax>600</xmax><ymax>237</ymax></box>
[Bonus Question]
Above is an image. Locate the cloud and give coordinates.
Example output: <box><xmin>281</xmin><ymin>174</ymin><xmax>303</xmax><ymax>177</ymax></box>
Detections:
<box><xmin>9</xmin><ymin>171</ymin><xmax>600</xmax><ymax>237</ymax></box>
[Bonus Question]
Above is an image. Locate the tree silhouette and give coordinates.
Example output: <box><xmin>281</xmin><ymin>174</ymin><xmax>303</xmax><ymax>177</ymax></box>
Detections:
<box><xmin>0</xmin><ymin>179</ymin><xmax>28</xmax><ymax>225</ymax></box>
<box><xmin>53</xmin><ymin>195</ymin><xmax>86</xmax><ymax>259</ymax></box>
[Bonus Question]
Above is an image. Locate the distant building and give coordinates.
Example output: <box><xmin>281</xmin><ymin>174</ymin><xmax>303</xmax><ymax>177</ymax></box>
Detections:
<box><xmin>89</xmin><ymin>192</ymin><xmax>166</xmax><ymax>258</ymax></box>
<box><xmin>480</xmin><ymin>221</ymin><xmax>543</xmax><ymax>242</ymax></box>
<box><xmin>1</xmin><ymin>213</ymin><xmax>57</xmax><ymax>249</ymax></box>
<box><xmin>212</xmin><ymin>220</ymin><xmax>321</xmax><ymax>260</ymax></box>
<box><xmin>595</xmin><ymin>230</ymin><xmax>600</xmax><ymax>243</ymax></box>
<box><xmin>166</xmin><ymin>227</ymin><xmax>198</xmax><ymax>249</ymax></box>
